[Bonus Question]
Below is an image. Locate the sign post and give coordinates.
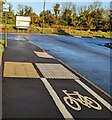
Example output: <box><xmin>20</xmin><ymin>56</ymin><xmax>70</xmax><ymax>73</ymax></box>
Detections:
<box><xmin>3</xmin><ymin>3</ymin><xmax>9</xmax><ymax>47</ymax></box>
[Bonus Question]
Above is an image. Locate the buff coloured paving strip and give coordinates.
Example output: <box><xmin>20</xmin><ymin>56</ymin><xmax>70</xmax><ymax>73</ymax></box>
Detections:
<box><xmin>4</xmin><ymin>62</ymin><xmax>40</xmax><ymax>78</ymax></box>
<box><xmin>34</xmin><ymin>51</ymin><xmax>54</xmax><ymax>58</ymax></box>
<box><xmin>36</xmin><ymin>63</ymin><xmax>79</xmax><ymax>79</ymax></box>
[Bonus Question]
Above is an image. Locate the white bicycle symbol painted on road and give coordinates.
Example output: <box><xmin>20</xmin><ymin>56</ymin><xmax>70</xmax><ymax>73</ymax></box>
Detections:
<box><xmin>62</xmin><ymin>90</ymin><xmax>102</xmax><ymax>111</ymax></box>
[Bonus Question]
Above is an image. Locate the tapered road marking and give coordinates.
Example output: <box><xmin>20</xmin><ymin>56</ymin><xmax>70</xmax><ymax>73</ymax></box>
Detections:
<box><xmin>41</xmin><ymin>78</ymin><xmax>74</xmax><ymax>120</ymax></box>
<box><xmin>75</xmin><ymin>79</ymin><xmax>112</xmax><ymax>112</ymax></box>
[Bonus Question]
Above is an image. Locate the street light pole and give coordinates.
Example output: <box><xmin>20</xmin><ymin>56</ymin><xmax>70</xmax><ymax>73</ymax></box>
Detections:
<box><xmin>4</xmin><ymin>10</ymin><xmax>7</xmax><ymax>47</ymax></box>
<box><xmin>43</xmin><ymin>0</ymin><xmax>45</xmax><ymax>22</ymax></box>
<box><xmin>43</xmin><ymin>0</ymin><xmax>45</xmax><ymax>33</ymax></box>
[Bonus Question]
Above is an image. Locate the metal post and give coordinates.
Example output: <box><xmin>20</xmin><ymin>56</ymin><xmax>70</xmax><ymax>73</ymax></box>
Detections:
<box><xmin>4</xmin><ymin>11</ymin><xmax>7</xmax><ymax>47</ymax></box>
<box><xmin>43</xmin><ymin>0</ymin><xmax>45</xmax><ymax>33</ymax></box>
<box><xmin>3</xmin><ymin>1</ymin><xmax>8</xmax><ymax>47</ymax></box>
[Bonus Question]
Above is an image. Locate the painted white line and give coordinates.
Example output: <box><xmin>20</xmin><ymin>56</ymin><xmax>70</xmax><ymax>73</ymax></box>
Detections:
<box><xmin>75</xmin><ymin>80</ymin><xmax>112</xmax><ymax>112</ymax></box>
<box><xmin>41</xmin><ymin>78</ymin><xmax>74</xmax><ymax>120</ymax></box>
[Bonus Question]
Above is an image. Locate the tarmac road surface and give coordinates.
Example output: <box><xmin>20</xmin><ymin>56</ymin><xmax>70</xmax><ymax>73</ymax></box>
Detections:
<box><xmin>3</xmin><ymin>33</ymin><xmax>111</xmax><ymax>95</ymax></box>
<box><xmin>2</xmin><ymin>39</ymin><xmax>112</xmax><ymax>119</ymax></box>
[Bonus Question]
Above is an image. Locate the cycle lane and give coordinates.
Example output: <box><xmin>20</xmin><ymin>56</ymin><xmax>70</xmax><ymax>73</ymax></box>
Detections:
<box><xmin>46</xmin><ymin>79</ymin><xmax>112</xmax><ymax>119</ymax></box>
<box><xmin>36</xmin><ymin>60</ymin><xmax>112</xmax><ymax>119</ymax></box>
<box><xmin>33</xmin><ymin>52</ymin><xmax>112</xmax><ymax>119</ymax></box>
<box><xmin>2</xmin><ymin>40</ymin><xmax>112</xmax><ymax>119</ymax></box>
<box><xmin>2</xmin><ymin>40</ymin><xmax>64</xmax><ymax>118</ymax></box>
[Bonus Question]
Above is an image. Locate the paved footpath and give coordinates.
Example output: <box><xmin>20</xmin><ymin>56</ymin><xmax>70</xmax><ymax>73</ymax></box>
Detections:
<box><xmin>2</xmin><ymin>40</ymin><xmax>112</xmax><ymax>119</ymax></box>
<box><xmin>0</xmin><ymin>51</ymin><xmax>3</xmax><ymax>119</ymax></box>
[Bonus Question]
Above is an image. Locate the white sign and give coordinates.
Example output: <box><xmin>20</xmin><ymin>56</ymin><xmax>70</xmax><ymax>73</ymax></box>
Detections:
<box><xmin>3</xmin><ymin>4</ymin><xmax>9</xmax><ymax>12</ymax></box>
<box><xmin>16</xmin><ymin>16</ymin><xmax>31</xmax><ymax>29</ymax></box>
<box><xmin>16</xmin><ymin>16</ymin><xmax>31</xmax><ymax>21</ymax></box>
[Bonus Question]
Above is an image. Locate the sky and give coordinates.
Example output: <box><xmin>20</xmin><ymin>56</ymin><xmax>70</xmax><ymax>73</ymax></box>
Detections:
<box><xmin>6</xmin><ymin>0</ymin><xmax>111</xmax><ymax>15</ymax></box>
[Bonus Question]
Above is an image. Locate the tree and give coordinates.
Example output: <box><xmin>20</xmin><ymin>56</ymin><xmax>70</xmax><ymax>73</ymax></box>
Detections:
<box><xmin>53</xmin><ymin>3</ymin><xmax>60</xmax><ymax>24</ymax></box>
<box><xmin>61</xmin><ymin>2</ymin><xmax>76</xmax><ymax>25</ymax></box>
<box><xmin>62</xmin><ymin>9</ymin><xmax>72</xmax><ymax>25</ymax></box>
<box><xmin>88</xmin><ymin>2</ymin><xmax>104</xmax><ymax>30</ymax></box>
<box><xmin>30</xmin><ymin>12</ymin><xmax>39</xmax><ymax>25</ymax></box>
<box><xmin>71</xmin><ymin>4</ymin><xmax>76</xmax><ymax>26</ymax></box>
<box><xmin>75</xmin><ymin>1</ymin><xmax>110</xmax><ymax>30</ymax></box>
<box><xmin>17</xmin><ymin>5</ymin><xmax>33</xmax><ymax>16</ymax></box>
<box><xmin>8</xmin><ymin>3</ymin><xmax>13</xmax><ymax>12</ymax></box>
<box><xmin>24</xmin><ymin>6</ymin><xmax>33</xmax><ymax>16</ymax></box>
<box><xmin>61</xmin><ymin>2</ymin><xmax>72</xmax><ymax>25</ymax></box>
<box><xmin>40</xmin><ymin>10</ymin><xmax>55</xmax><ymax>25</ymax></box>
<box><xmin>53</xmin><ymin>3</ymin><xmax>60</xmax><ymax>18</ymax></box>
<box><xmin>17</xmin><ymin>4</ymin><xmax>24</xmax><ymax>16</ymax></box>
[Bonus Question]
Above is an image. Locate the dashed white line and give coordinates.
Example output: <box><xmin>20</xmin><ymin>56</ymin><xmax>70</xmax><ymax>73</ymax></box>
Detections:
<box><xmin>41</xmin><ymin>78</ymin><xmax>74</xmax><ymax>120</ymax></box>
<box><xmin>75</xmin><ymin>79</ymin><xmax>112</xmax><ymax>112</ymax></box>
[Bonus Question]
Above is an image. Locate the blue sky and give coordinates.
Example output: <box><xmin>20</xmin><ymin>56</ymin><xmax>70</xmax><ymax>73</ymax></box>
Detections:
<box><xmin>6</xmin><ymin>0</ymin><xmax>110</xmax><ymax>15</ymax></box>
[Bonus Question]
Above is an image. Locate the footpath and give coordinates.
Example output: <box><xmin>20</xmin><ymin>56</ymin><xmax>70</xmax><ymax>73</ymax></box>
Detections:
<box><xmin>2</xmin><ymin>40</ymin><xmax>112</xmax><ymax>119</ymax></box>
<box><xmin>0</xmin><ymin>51</ymin><xmax>2</xmax><ymax>120</ymax></box>
<box><xmin>0</xmin><ymin>38</ymin><xmax>4</xmax><ymax>119</ymax></box>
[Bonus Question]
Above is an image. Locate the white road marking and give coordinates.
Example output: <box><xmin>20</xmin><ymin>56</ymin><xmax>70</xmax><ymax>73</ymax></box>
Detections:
<box><xmin>41</xmin><ymin>78</ymin><xmax>74</xmax><ymax>120</ymax></box>
<box><xmin>75</xmin><ymin>80</ymin><xmax>112</xmax><ymax>112</ymax></box>
<box><xmin>62</xmin><ymin>90</ymin><xmax>102</xmax><ymax>111</ymax></box>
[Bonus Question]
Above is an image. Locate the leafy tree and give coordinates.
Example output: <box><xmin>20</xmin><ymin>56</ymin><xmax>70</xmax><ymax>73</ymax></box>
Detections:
<box><xmin>90</xmin><ymin>7</ymin><xmax>104</xmax><ymax>30</ymax></box>
<box><xmin>24</xmin><ymin>6</ymin><xmax>33</xmax><ymax>16</ymax></box>
<box><xmin>7</xmin><ymin>3</ymin><xmax>15</xmax><ymax>24</ymax></box>
<box><xmin>0</xmin><ymin>1</ymin><xmax>111</xmax><ymax>32</ymax></box>
<box><xmin>53</xmin><ymin>3</ymin><xmax>60</xmax><ymax>24</ymax></box>
<box><xmin>71</xmin><ymin>4</ymin><xmax>76</xmax><ymax>26</ymax></box>
<box><xmin>61</xmin><ymin>2</ymin><xmax>73</xmax><ymax>25</ymax></box>
<box><xmin>17</xmin><ymin>4</ymin><xmax>33</xmax><ymax>16</ymax></box>
<box><xmin>54</xmin><ymin>3</ymin><xmax>60</xmax><ymax>18</ymax></box>
<box><xmin>30</xmin><ymin>12</ymin><xmax>39</xmax><ymax>24</ymax></box>
<box><xmin>62</xmin><ymin>9</ymin><xmax>72</xmax><ymax>25</ymax></box>
<box><xmin>75</xmin><ymin>1</ymin><xmax>110</xmax><ymax>30</ymax></box>
<box><xmin>40</xmin><ymin>10</ymin><xmax>55</xmax><ymax>25</ymax></box>
<box><xmin>17</xmin><ymin>4</ymin><xmax>24</xmax><ymax>16</ymax></box>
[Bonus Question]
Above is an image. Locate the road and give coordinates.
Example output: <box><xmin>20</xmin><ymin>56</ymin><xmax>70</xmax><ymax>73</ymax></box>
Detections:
<box><xmin>0</xmin><ymin>33</ymin><xmax>111</xmax><ymax>95</ymax></box>
<box><xmin>2</xmin><ymin>40</ymin><xmax>112</xmax><ymax>119</ymax></box>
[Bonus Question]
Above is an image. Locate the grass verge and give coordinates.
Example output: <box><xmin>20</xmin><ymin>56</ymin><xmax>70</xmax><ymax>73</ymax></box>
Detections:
<box><xmin>0</xmin><ymin>39</ymin><xmax>4</xmax><ymax>52</ymax></box>
<box><xmin>0</xmin><ymin>39</ymin><xmax>4</xmax><ymax>66</ymax></box>
<box><xmin>0</xmin><ymin>25</ymin><xmax>111</xmax><ymax>39</ymax></box>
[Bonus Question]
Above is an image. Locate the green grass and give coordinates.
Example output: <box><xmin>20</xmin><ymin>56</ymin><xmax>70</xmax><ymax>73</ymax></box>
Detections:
<box><xmin>1</xmin><ymin>24</ymin><xmax>111</xmax><ymax>39</ymax></box>
<box><xmin>67</xmin><ymin>30</ymin><xmax>111</xmax><ymax>38</ymax></box>
<box><xmin>0</xmin><ymin>39</ymin><xmax>4</xmax><ymax>51</ymax></box>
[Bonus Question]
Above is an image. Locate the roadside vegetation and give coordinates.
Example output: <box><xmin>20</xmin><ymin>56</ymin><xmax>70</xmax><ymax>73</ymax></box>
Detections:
<box><xmin>0</xmin><ymin>1</ymin><xmax>111</xmax><ymax>38</ymax></box>
<box><xmin>0</xmin><ymin>39</ymin><xmax>4</xmax><ymax>51</ymax></box>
